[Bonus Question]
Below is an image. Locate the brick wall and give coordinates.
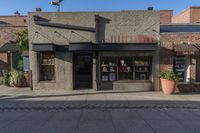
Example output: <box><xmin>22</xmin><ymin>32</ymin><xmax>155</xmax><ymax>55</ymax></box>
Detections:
<box><xmin>172</xmin><ymin>8</ymin><xmax>190</xmax><ymax>23</ymax></box>
<box><xmin>159</xmin><ymin>10</ymin><xmax>173</xmax><ymax>24</ymax></box>
<box><xmin>0</xmin><ymin>53</ymin><xmax>8</xmax><ymax>71</ymax></box>
<box><xmin>160</xmin><ymin>33</ymin><xmax>200</xmax><ymax>82</ymax></box>
<box><xmin>172</xmin><ymin>6</ymin><xmax>200</xmax><ymax>23</ymax></box>
<box><xmin>0</xmin><ymin>15</ymin><xmax>27</xmax><ymax>70</ymax></box>
<box><xmin>190</xmin><ymin>7</ymin><xmax>200</xmax><ymax>23</ymax></box>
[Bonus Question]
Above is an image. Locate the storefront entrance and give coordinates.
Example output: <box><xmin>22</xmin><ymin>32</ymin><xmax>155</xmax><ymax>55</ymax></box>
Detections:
<box><xmin>196</xmin><ymin>55</ymin><xmax>200</xmax><ymax>82</ymax></box>
<box><xmin>74</xmin><ymin>53</ymin><xmax>92</xmax><ymax>89</ymax></box>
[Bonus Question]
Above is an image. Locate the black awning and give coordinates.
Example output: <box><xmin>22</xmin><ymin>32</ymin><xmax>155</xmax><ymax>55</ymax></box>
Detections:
<box><xmin>69</xmin><ymin>43</ymin><xmax>93</xmax><ymax>51</ymax></box>
<box><xmin>32</xmin><ymin>43</ymin><xmax>55</xmax><ymax>52</ymax></box>
<box><xmin>0</xmin><ymin>43</ymin><xmax>19</xmax><ymax>53</ymax></box>
<box><xmin>69</xmin><ymin>42</ymin><xmax>158</xmax><ymax>51</ymax></box>
<box><xmin>32</xmin><ymin>42</ymin><xmax>158</xmax><ymax>52</ymax></box>
<box><xmin>93</xmin><ymin>43</ymin><xmax>157</xmax><ymax>51</ymax></box>
<box><xmin>32</xmin><ymin>43</ymin><xmax>70</xmax><ymax>52</ymax></box>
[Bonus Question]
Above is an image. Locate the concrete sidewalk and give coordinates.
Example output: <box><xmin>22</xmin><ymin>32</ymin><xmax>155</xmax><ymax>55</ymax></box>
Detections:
<box><xmin>0</xmin><ymin>86</ymin><xmax>199</xmax><ymax>110</ymax></box>
<box><xmin>0</xmin><ymin>86</ymin><xmax>200</xmax><ymax>101</ymax></box>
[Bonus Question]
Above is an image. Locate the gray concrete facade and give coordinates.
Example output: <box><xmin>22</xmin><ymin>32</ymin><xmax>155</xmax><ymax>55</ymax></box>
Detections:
<box><xmin>28</xmin><ymin>11</ymin><xmax>160</xmax><ymax>90</ymax></box>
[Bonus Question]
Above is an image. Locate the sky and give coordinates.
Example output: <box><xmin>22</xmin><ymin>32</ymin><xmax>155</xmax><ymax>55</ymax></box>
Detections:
<box><xmin>0</xmin><ymin>0</ymin><xmax>200</xmax><ymax>16</ymax></box>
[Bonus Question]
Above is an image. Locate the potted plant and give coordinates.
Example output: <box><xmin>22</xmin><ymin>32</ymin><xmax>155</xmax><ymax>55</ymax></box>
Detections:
<box><xmin>159</xmin><ymin>71</ymin><xmax>179</xmax><ymax>94</ymax></box>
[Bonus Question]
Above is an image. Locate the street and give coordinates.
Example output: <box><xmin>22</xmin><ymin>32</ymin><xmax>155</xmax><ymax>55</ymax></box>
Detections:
<box><xmin>0</xmin><ymin>108</ymin><xmax>200</xmax><ymax>133</ymax></box>
<box><xmin>0</xmin><ymin>87</ymin><xmax>200</xmax><ymax>133</ymax></box>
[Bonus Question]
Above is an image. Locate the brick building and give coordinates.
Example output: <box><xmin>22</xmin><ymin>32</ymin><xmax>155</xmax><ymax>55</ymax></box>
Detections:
<box><xmin>159</xmin><ymin>10</ymin><xmax>173</xmax><ymax>24</ymax></box>
<box><xmin>160</xmin><ymin>7</ymin><xmax>200</xmax><ymax>92</ymax></box>
<box><xmin>172</xmin><ymin>6</ymin><xmax>200</xmax><ymax>23</ymax></box>
<box><xmin>0</xmin><ymin>11</ymin><xmax>27</xmax><ymax>72</ymax></box>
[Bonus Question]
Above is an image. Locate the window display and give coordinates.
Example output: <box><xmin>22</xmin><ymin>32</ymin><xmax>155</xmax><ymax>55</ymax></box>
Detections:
<box><xmin>39</xmin><ymin>52</ymin><xmax>55</xmax><ymax>81</ymax></box>
<box><xmin>100</xmin><ymin>56</ymin><xmax>152</xmax><ymax>81</ymax></box>
<box><xmin>118</xmin><ymin>57</ymin><xmax>133</xmax><ymax>80</ymax></box>
<box><xmin>134</xmin><ymin>56</ymin><xmax>152</xmax><ymax>80</ymax></box>
<box><xmin>101</xmin><ymin>57</ymin><xmax>117</xmax><ymax>81</ymax></box>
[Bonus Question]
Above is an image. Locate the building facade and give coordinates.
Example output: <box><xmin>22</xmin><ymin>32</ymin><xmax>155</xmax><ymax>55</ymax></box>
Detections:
<box><xmin>28</xmin><ymin>7</ymin><xmax>200</xmax><ymax>92</ymax></box>
<box><xmin>0</xmin><ymin>12</ymin><xmax>27</xmax><ymax>71</ymax></box>
<box><xmin>160</xmin><ymin>6</ymin><xmax>200</xmax><ymax>92</ymax></box>
<box><xmin>28</xmin><ymin>11</ymin><xmax>160</xmax><ymax>91</ymax></box>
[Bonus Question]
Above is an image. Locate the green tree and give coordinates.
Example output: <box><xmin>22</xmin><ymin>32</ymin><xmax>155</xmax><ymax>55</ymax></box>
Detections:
<box><xmin>16</xmin><ymin>29</ymin><xmax>29</xmax><ymax>51</ymax></box>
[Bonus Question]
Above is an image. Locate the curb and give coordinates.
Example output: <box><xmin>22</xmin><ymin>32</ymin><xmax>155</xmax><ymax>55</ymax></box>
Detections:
<box><xmin>0</xmin><ymin>104</ymin><xmax>199</xmax><ymax>111</ymax></box>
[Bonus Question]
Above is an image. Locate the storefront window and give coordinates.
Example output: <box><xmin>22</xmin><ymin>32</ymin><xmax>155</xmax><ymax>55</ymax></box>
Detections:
<box><xmin>134</xmin><ymin>56</ymin><xmax>152</xmax><ymax>80</ymax></box>
<box><xmin>118</xmin><ymin>57</ymin><xmax>133</xmax><ymax>80</ymax></box>
<box><xmin>100</xmin><ymin>56</ymin><xmax>152</xmax><ymax>81</ymax></box>
<box><xmin>173</xmin><ymin>56</ymin><xmax>185</xmax><ymax>82</ymax></box>
<box><xmin>39</xmin><ymin>52</ymin><xmax>55</xmax><ymax>81</ymax></box>
<box><xmin>101</xmin><ymin>57</ymin><xmax>117</xmax><ymax>81</ymax></box>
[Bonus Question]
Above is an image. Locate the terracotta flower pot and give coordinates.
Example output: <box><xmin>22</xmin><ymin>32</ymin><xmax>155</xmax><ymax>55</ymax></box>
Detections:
<box><xmin>160</xmin><ymin>78</ymin><xmax>176</xmax><ymax>95</ymax></box>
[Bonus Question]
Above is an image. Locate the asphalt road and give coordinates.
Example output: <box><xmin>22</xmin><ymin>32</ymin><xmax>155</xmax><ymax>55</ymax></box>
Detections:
<box><xmin>0</xmin><ymin>108</ymin><xmax>199</xmax><ymax>133</ymax></box>
<box><xmin>0</xmin><ymin>87</ymin><xmax>200</xmax><ymax>133</ymax></box>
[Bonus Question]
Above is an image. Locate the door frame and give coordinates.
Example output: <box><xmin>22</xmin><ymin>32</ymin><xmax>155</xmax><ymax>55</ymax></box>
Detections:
<box><xmin>73</xmin><ymin>52</ymin><xmax>93</xmax><ymax>90</ymax></box>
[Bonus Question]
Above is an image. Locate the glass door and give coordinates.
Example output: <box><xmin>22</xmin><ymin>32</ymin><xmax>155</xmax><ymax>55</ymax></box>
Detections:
<box><xmin>74</xmin><ymin>53</ymin><xmax>92</xmax><ymax>89</ymax></box>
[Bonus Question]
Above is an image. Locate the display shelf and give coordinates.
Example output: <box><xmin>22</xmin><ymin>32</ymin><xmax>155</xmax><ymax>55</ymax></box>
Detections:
<box><xmin>134</xmin><ymin>65</ymin><xmax>150</xmax><ymax>67</ymax></box>
<box><xmin>135</xmin><ymin>71</ymin><xmax>149</xmax><ymax>72</ymax></box>
<box><xmin>118</xmin><ymin>71</ymin><xmax>132</xmax><ymax>73</ymax></box>
<box><xmin>100</xmin><ymin>56</ymin><xmax>152</xmax><ymax>82</ymax></box>
<box><xmin>41</xmin><ymin>64</ymin><xmax>54</xmax><ymax>66</ymax></box>
<box><xmin>134</xmin><ymin>57</ymin><xmax>151</xmax><ymax>80</ymax></box>
<box><xmin>101</xmin><ymin>57</ymin><xmax>118</xmax><ymax>81</ymax></box>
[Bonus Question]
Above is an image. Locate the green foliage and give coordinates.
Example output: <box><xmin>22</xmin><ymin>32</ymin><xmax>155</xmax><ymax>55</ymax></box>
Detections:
<box><xmin>9</xmin><ymin>70</ymin><xmax>24</xmax><ymax>87</ymax></box>
<box><xmin>159</xmin><ymin>71</ymin><xmax>179</xmax><ymax>81</ymax></box>
<box><xmin>1</xmin><ymin>70</ymin><xmax>24</xmax><ymax>87</ymax></box>
<box><xmin>1</xmin><ymin>70</ymin><xmax>11</xmax><ymax>86</ymax></box>
<box><xmin>16</xmin><ymin>29</ymin><xmax>29</xmax><ymax>51</ymax></box>
<box><xmin>17</xmin><ymin>59</ymin><xmax>23</xmax><ymax>71</ymax></box>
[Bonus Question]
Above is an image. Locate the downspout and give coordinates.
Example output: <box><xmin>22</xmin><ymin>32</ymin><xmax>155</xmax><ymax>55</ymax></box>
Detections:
<box><xmin>95</xmin><ymin>15</ymin><xmax>100</xmax><ymax>90</ymax></box>
<box><xmin>94</xmin><ymin>15</ymin><xmax>111</xmax><ymax>90</ymax></box>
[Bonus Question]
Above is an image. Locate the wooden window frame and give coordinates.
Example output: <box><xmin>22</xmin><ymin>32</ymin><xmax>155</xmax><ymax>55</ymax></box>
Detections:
<box><xmin>38</xmin><ymin>52</ymin><xmax>56</xmax><ymax>82</ymax></box>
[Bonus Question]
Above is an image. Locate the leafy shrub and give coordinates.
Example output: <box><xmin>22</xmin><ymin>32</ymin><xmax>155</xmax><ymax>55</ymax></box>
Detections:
<box><xmin>1</xmin><ymin>69</ymin><xmax>24</xmax><ymax>87</ymax></box>
<box><xmin>159</xmin><ymin>71</ymin><xmax>179</xmax><ymax>81</ymax></box>
<box><xmin>1</xmin><ymin>70</ymin><xmax>11</xmax><ymax>86</ymax></box>
<box><xmin>16</xmin><ymin>29</ymin><xmax>29</xmax><ymax>51</ymax></box>
<box><xmin>9</xmin><ymin>70</ymin><xmax>24</xmax><ymax>87</ymax></box>
<box><xmin>17</xmin><ymin>59</ymin><xmax>23</xmax><ymax>71</ymax></box>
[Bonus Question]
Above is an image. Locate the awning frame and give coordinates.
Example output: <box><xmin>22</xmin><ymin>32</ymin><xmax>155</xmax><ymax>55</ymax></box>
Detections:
<box><xmin>174</xmin><ymin>44</ymin><xmax>200</xmax><ymax>55</ymax></box>
<box><xmin>0</xmin><ymin>43</ymin><xmax>19</xmax><ymax>53</ymax></box>
<box><xmin>69</xmin><ymin>42</ymin><xmax>158</xmax><ymax>51</ymax></box>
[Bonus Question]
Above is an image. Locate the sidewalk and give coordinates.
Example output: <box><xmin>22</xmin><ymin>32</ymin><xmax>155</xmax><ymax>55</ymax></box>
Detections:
<box><xmin>0</xmin><ymin>86</ymin><xmax>200</xmax><ymax>110</ymax></box>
